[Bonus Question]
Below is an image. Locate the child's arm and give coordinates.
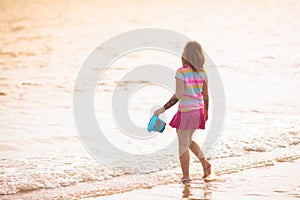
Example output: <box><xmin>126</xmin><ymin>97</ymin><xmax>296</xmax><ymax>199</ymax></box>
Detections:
<box><xmin>163</xmin><ymin>94</ymin><xmax>178</xmax><ymax>110</ymax></box>
<box><xmin>202</xmin><ymin>81</ymin><xmax>209</xmax><ymax>120</ymax></box>
<box><xmin>154</xmin><ymin>78</ymin><xmax>184</xmax><ymax>115</ymax></box>
<box><xmin>163</xmin><ymin>77</ymin><xmax>184</xmax><ymax>110</ymax></box>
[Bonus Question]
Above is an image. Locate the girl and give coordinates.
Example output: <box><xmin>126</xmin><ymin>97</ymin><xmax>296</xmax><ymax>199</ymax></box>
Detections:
<box><xmin>154</xmin><ymin>41</ymin><xmax>211</xmax><ymax>183</ymax></box>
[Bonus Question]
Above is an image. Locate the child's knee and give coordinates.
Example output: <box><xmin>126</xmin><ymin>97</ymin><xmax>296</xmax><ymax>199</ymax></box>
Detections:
<box><xmin>178</xmin><ymin>139</ymin><xmax>191</xmax><ymax>154</ymax></box>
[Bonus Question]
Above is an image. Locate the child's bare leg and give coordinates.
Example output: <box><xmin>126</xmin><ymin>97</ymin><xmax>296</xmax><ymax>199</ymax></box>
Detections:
<box><xmin>188</xmin><ymin>130</ymin><xmax>211</xmax><ymax>178</ymax></box>
<box><xmin>179</xmin><ymin>148</ymin><xmax>190</xmax><ymax>180</ymax></box>
<box><xmin>176</xmin><ymin>129</ymin><xmax>191</xmax><ymax>181</ymax></box>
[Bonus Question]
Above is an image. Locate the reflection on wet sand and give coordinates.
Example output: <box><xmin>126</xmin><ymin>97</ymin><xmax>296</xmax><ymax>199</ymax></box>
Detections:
<box><xmin>182</xmin><ymin>181</ymin><xmax>213</xmax><ymax>200</ymax></box>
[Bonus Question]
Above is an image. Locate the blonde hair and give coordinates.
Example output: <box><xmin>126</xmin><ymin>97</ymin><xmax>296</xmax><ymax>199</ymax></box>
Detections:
<box><xmin>181</xmin><ymin>41</ymin><xmax>205</xmax><ymax>72</ymax></box>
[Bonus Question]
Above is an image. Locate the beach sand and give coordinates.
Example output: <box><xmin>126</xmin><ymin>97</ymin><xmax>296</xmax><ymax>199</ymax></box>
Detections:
<box><xmin>93</xmin><ymin>160</ymin><xmax>300</xmax><ymax>200</ymax></box>
<box><xmin>2</xmin><ymin>159</ymin><xmax>299</xmax><ymax>200</ymax></box>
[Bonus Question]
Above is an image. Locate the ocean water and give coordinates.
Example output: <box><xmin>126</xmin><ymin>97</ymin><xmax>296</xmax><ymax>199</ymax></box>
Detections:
<box><xmin>0</xmin><ymin>0</ymin><xmax>300</xmax><ymax>199</ymax></box>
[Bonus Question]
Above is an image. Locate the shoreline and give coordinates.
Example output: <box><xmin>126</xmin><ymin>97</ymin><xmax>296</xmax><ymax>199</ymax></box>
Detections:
<box><xmin>1</xmin><ymin>158</ymin><xmax>299</xmax><ymax>200</ymax></box>
<box><xmin>90</xmin><ymin>159</ymin><xmax>300</xmax><ymax>200</ymax></box>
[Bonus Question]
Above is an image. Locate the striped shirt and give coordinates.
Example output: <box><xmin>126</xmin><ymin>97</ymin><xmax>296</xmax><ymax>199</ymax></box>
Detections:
<box><xmin>175</xmin><ymin>65</ymin><xmax>207</xmax><ymax>112</ymax></box>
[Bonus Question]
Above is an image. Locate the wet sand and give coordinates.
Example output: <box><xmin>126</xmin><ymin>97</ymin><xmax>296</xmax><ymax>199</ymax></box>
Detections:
<box><xmin>2</xmin><ymin>159</ymin><xmax>299</xmax><ymax>200</ymax></box>
<box><xmin>94</xmin><ymin>159</ymin><xmax>300</xmax><ymax>200</ymax></box>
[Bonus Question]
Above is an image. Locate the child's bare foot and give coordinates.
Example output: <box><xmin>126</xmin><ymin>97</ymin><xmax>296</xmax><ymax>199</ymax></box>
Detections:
<box><xmin>180</xmin><ymin>177</ymin><xmax>192</xmax><ymax>184</ymax></box>
<box><xmin>202</xmin><ymin>162</ymin><xmax>211</xmax><ymax>179</ymax></box>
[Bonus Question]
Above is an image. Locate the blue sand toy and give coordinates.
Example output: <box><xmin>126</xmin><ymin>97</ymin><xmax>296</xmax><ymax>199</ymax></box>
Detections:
<box><xmin>147</xmin><ymin>115</ymin><xmax>166</xmax><ymax>133</ymax></box>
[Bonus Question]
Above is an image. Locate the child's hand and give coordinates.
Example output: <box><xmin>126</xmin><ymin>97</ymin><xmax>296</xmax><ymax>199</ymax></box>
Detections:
<box><xmin>205</xmin><ymin>108</ymin><xmax>208</xmax><ymax>121</ymax></box>
<box><xmin>154</xmin><ymin>107</ymin><xmax>165</xmax><ymax>116</ymax></box>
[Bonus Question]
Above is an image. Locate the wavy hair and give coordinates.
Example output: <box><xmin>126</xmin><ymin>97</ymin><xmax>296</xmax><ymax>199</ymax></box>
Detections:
<box><xmin>181</xmin><ymin>41</ymin><xmax>205</xmax><ymax>72</ymax></box>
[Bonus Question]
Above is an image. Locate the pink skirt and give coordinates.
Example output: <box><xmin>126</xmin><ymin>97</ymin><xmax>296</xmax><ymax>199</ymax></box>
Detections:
<box><xmin>169</xmin><ymin>109</ymin><xmax>206</xmax><ymax>130</ymax></box>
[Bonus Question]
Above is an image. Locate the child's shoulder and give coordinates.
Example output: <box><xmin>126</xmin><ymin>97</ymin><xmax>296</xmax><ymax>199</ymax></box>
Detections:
<box><xmin>176</xmin><ymin>66</ymin><xmax>185</xmax><ymax>74</ymax></box>
<box><xmin>177</xmin><ymin>66</ymin><xmax>191</xmax><ymax>73</ymax></box>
